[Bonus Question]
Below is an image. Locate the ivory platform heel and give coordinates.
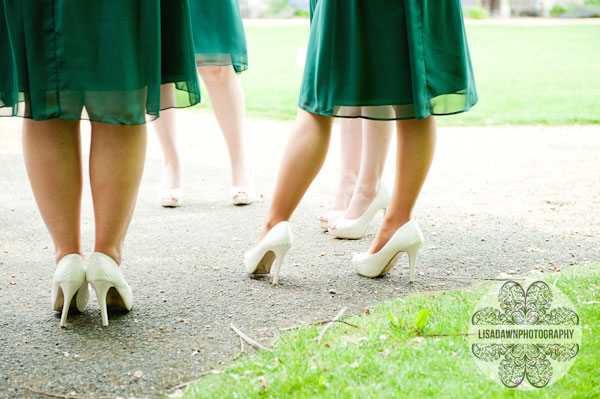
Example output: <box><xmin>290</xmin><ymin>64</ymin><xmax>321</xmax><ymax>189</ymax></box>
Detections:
<box><xmin>245</xmin><ymin>221</ymin><xmax>292</xmax><ymax>285</ymax></box>
<box><xmin>51</xmin><ymin>254</ymin><xmax>89</xmax><ymax>328</ymax></box>
<box><xmin>352</xmin><ymin>220</ymin><xmax>423</xmax><ymax>280</ymax></box>
<box><xmin>86</xmin><ymin>252</ymin><xmax>133</xmax><ymax>327</ymax></box>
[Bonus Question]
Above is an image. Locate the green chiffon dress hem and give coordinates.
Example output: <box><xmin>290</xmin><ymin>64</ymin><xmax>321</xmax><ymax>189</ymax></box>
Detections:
<box><xmin>0</xmin><ymin>0</ymin><xmax>201</xmax><ymax>126</ymax></box>
<box><xmin>189</xmin><ymin>0</ymin><xmax>248</xmax><ymax>74</ymax></box>
<box><xmin>300</xmin><ymin>0</ymin><xmax>478</xmax><ymax>121</ymax></box>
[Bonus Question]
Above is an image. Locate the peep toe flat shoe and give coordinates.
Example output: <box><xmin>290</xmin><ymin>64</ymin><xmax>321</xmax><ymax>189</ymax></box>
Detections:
<box><xmin>231</xmin><ymin>185</ymin><xmax>256</xmax><ymax>206</ymax></box>
<box><xmin>160</xmin><ymin>188</ymin><xmax>183</xmax><ymax>208</ymax></box>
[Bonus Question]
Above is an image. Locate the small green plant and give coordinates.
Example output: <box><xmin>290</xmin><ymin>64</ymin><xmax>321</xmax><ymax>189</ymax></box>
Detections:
<box><xmin>414</xmin><ymin>308</ymin><xmax>431</xmax><ymax>334</ymax></box>
<box><xmin>389</xmin><ymin>308</ymin><xmax>431</xmax><ymax>335</ymax></box>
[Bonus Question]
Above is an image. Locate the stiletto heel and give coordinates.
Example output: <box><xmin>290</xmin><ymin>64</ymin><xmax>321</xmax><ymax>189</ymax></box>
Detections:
<box><xmin>245</xmin><ymin>222</ymin><xmax>293</xmax><ymax>285</ymax></box>
<box><xmin>271</xmin><ymin>248</ymin><xmax>288</xmax><ymax>286</ymax></box>
<box><xmin>51</xmin><ymin>254</ymin><xmax>89</xmax><ymax>328</ymax></box>
<box><xmin>57</xmin><ymin>281</ymin><xmax>85</xmax><ymax>328</ymax></box>
<box><xmin>86</xmin><ymin>252</ymin><xmax>133</xmax><ymax>327</ymax></box>
<box><xmin>89</xmin><ymin>280</ymin><xmax>113</xmax><ymax>327</ymax></box>
<box><xmin>405</xmin><ymin>243</ymin><xmax>421</xmax><ymax>283</ymax></box>
<box><xmin>328</xmin><ymin>185</ymin><xmax>390</xmax><ymax>239</ymax></box>
<box><xmin>353</xmin><ymin>220</ymin><xmax>424</xmax><ymax>279</ymax></box>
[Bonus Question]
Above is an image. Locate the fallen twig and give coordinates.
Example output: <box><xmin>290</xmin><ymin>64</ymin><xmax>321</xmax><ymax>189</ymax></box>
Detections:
<box><xmin>281</xmin><ymin>319</ymin><xmax>360</xmax><ymax>331</ymax></box>
<box><xmin>26</xmin><ymin>389</ymin><xmax>113</xmax><ymax>399</ymax></box>
<box><xmin>315</xmin><ymin>306</ymin><xmax>347</xmax><ymax>343</ymax></box>
<box><xmin>230</xmin><ymin>323</ymin><xmax>273</xmax><ymax>352</ymax></box>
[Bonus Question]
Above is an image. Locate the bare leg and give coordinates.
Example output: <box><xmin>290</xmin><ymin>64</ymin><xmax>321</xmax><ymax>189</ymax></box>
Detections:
<box><xmin>153</xmin><ymin>85</ymin><xmax>182</xmax><ymax>191</ymax></box>
<box><xmin>259</xmin><ymin>109</ymin><xmax>333</xmax><ymax>241</ymax></box>
<box><xmin>89</xmin><ymin>122</ymin><xmax>147</xmax><ymax>264</ymax></box>
<box><xmin>22</xmin><ymin>119</ymin><xmax>83</xmax><ymax>263</ymax></box>
<box><xmin>369</xmin><ymin>117</ymin><xmax>436</xmax><ymax>254</ymax></box>
<box><xmin>317</xmin><ymin>118</ymin><xmax>362</xmax><ymax>224</ymax></box>
<box><xmin>198</xmin><ymin>65</ymin><xmax>251</xmax><ymax>188</ymax></box>
<box><xmin>340</xmin><ymin>119</ymin><xmax>392</xmax><ymax>220</ymax></box>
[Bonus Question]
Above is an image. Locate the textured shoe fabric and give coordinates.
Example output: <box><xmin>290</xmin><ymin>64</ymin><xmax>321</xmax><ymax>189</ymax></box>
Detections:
<box><xmin>245</xmin><ymin>221</ymin><xmax>293</xmax><ymax>273</ymax></box>
<box><xmin>353</xmin><ymin>220</ymin><xmax>423</xmax><ymax>278</ymax></box>
<box><xmin>51</xmin><ymin>254</ymin><xmax>89</xmax><ymax>312</ymax></box>
<box><xmin>86</xmin><ymin>252</ymin><xmax>133</xmax><ymax>311</ymax></box>
<box><xmin>329</xmin><ymin>185</ymin><xmax>390</xmax><ymax>239</ymax></box>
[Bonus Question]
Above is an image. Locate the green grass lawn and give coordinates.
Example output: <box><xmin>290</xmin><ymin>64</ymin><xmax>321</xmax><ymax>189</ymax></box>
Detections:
<box><xmin>190</xmin><ymin>24</ymin><xmax>600</xmax><ymax>125</ymax></box>
<box><xmin>181</xmin><ymin>263</ymin><xmax>600</xmax><ymax>398</ymax></box>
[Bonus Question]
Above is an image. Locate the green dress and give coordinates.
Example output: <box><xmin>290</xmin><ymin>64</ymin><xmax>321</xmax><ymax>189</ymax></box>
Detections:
<box><xmin>188</xmin><ymin>0</ymin><xmax>248</xmax><ymax>73</ymax></box>
<box><xmin>0</xmin><ymin>0</ymin><xmax>201</xmax><ymax>126</ymax></box>
<box><xmin>301</xmin><ymin>0</ymin><xmax>478</xmax><ymax>120</ymax></box>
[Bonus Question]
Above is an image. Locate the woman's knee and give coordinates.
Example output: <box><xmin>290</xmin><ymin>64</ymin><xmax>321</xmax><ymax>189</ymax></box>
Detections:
<box><xmin>198</xmin><ymin>65</ymin><xmax>230</xmax><ymax>85</ymax></box>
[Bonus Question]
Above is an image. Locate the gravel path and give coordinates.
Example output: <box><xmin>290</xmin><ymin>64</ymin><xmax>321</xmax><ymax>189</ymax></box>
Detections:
<box><xmin>0</xmin><ymin>114</ymin><xmax>598</xmax><ymax>398</ymax></box>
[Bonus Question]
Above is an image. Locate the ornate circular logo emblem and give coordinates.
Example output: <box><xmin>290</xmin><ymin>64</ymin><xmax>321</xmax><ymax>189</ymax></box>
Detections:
<box><xmin>469</xmin><ymin>279</ymin><xmax>581</xmax><ymax>390</ymax></box>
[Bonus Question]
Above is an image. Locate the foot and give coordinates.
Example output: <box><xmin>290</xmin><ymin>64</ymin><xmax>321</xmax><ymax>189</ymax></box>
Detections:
<box><xmin>369</xmin><ymin>216</ymin><xmax>411</xmax><ymax>254</ymax></box>
<box><xmin>331</xmin><ymin>172</ymin><xmax>357</xmax><ymax>210</ymax></box>
<box><xmin>344</xmin><ymin>183</ymin><xmax>379</xmax><ymax>220</ymax></box>
<box><xmin>231</xmin><ymin>162</ymin><xmax>255</xmax><ymax>205</ymax></box>
<box><xmin>328</xmin><ymin>182</ymin><xmax>380</xmax><ymax>231</ymax></box>
<box><xmin>257</xmin><ymin>218</ymin><xmax>287</xmax><ymax>244</ymax></box>
<box><xmin>160</xmin><ymin>162</ymin><xmax>183</xmax><ymax>207</ymax></box>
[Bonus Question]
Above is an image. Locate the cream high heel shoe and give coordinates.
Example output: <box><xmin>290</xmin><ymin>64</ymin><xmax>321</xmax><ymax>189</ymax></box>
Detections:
<box><xmin>317</xmin><ymin>210</ymin><xmax>344</xmax><ymax>230</ymax></box>
<box><xmin>328</xmin><ymin>185</ymin><xmax>390</xmax><ymax>239</ymax></box>
<box><xmin>86</xmin><ymin>252</ymin><xmax>133</xmax><ymax>327</ymax></box>
<box><xmin>352</xmin><ymin>220</ymin><xmax>423</xmax><ymax>280</ymax></box>
<box><xmin>52</xmin><ymin>254</ymin><xmax>89</xmax><ymax>328</ymax></box>
<box><xmin>160</xmin><ymin>188</ymin><xmax>183</xmax><ymax>208</ymax></box>
<box><xmin>245</xmin><ymin>221</ymin><xmax>292</xmax><ymax>285</ymax></box>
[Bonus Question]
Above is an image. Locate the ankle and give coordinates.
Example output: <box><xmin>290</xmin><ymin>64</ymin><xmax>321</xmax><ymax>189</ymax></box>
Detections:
<box><xmin>264</xmin><ymin>217</ymin><xmax>288</xmax><ymax>232</ymax></box>
<box><xmin>382</xmin><ymin>214</ymin><xmax>411</xmax><ymax>230</ymax></box>
<box><xmin>163</xmin><ymin>160</ymin><xmax>182</xmax><ymax>173</ymax></box>
<box><xmin>353</xmin><ymin>181</ymin><xmax>380</xmax><ymax>200</ymax></box>
<box><xmin>339</xmin><ymin>170</ymin><xmax>358</xmax><ymax>187</ymax></box>
<box><xmin>93</xmin><ymin>246</ymin><xmax>122</xmax><ymax>265</ymax></box>
<box><xmin>332</xmin><ymin>174</ymin><xmax>358</xmax><ymax>210</ymax></box>
<box><xmin>55</xmin><ymin>249</ymin><xmax>84</xmax><ymax>264</ymax></box>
